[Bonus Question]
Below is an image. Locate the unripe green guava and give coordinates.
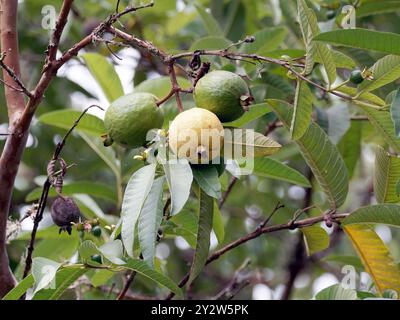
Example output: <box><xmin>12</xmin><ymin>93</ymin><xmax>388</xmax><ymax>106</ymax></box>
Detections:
<box><xmin>194</xmin><ymin>70</ymin><xmax>251</xmax><ymax>122</ymax></box>
<box><xmin>104</xmin><ymin>92</ymin><xmax>164</xmax><ymax>148</ymax></box>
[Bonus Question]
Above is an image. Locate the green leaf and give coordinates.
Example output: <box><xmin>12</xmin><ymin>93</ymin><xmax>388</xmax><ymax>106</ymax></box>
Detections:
<box><xmin>32</xmin><ymin>258</ymin><xmax>61</xmax><ymax>294</ymax></box>
<box><xmin>190</xmin><ymin>36</ymin><xmax>232</xmax><ymax>51</ymax></box>
<box><xmin>33</xmin><ymin>266</ymin><xmax>87</xmax><ymax>300</ymax></box>
<box><xmin>2</xmin><ymin>274</ymin><xmax>34</xmax><ymax>300</ymax></box>
<box><xmin>359</xmin><ymin>55</ymin><xmax>400</xmax><ymax>93</ymax></box>
<box><xmin>194</xmin><ymin>4</ymin><xmax>223</xmax><ymax>36</ymax></box>
<box><xmin>290</xmin><ymin>81</ymin><xmax>313</xmax><ymax>140</ymax></box>
<box><xmin>26</xmin><ymin>181</ymin><xmax>116</xmax><ymax>203</ymax></box>
<box><xmin>213</xmin><ymin>201</ymin><xmax>225</xmax><ymax>244</ymax></box>
<box><xmin>326</xmin><ymin>50</ymin><xmax>356</xmax><ymax>70</ymax></box>
<box><xmin>121</xmin><ymin>164</ymin><xmax>156</xmax><ymax>257</ymax></box>
<box><xmin>357</xmin><ymin>1</ymin><xmax>400</xmax><ymax>18</ymax></box>
<box><xmin>162</xmin><ymin>161</ymin><xmax>193</xmax><ymax>215</ymax></box>
<box><xmin>38</xmin><ymin>110</ymin><xmax>105</xmax><ymax>136</ymax></box>
<box><xmin>357</xmin><ymin>105</ymin><xmax>400</xmax><ymax>153</ymax></box>
<box><xmin>315</xmin><ymin>284</ymin><xmax>358</xmax><ymax>300</ymax></box>
<box><xmin>336</xmin><ymin>86</ymin><xmax>386</xmax><ymax>107</ymax></box>
<box><xmin>298</xmin><ymin>0</ymin><xmax>336</xmax><ymax>85</ymax></box>
<box><xmin>222</xmin><ymin>103</ymin><xmax>271</xmax><ymax>127</ymax></box>
<box><xmin>98</xmin><ymin>240</ymin><xmax>125</xmax><ymax>265</ymax></box>
<box><xmin>314</xmin><ymin>29</ymin><xmax>400</xmax><ymax>56</ymax></box>
<box><xmin>267</xmin><ymin>99</ymin><xmax>349</xmax><ymax>208</ymax></box>
<box><xmin>338</xmin><ymin>120</ymin><xmax>362</xmax><ymax>178</ymax></box>
<box><xmin>189</xmin><ymin>189</ymin><xmax>214</xmax><ymax>284</ymax></box>
<box><xmin>138</xmin><ymin>177</ymin><xmax>165</xmax><ymax>268</ymax></box>
<box><xmin>223</xmin><ymin>129</ymin><xmax>281</xmax><ymax>158</ymax></box>
<box><xmin>297</xmin><ymin>0</ymin><xmax>315</xmax><ymax>74</ymax></box>
<box><xmin>374</xmin><ymin>146</ymin><xmax>400</xmax><ymax>203</ymax></box>
<box><xmin>135</xmin><ymin>76</ymin><xmax>191</xmax><ymax>99</ymax></box>
<box><xmin>90</xmin><ymin>270</ymin><xmax>114</xmax><ymax>288</ymax></box>
<box><xmin>323</xmin><ymin>255</ymin><xmax>364</xmax><ymax>271</ymax></box>
<box><xmin>326</xmin><ymin>104</ymin><xmax>351</xmax><ymax>145</ymax></box>
<box><xmin>301</xmin><ymin>225</ymin><xmax>330</xmax><ymax>256</ymax></box>
<box><xmin>79</xmin><ymin>133</ymin><xmax>121</xmax><ymax>180</ymax></box>
<box><xmin>390</xmin><ymin>89</ymin><xmax>400</xmax><ymax>137</ymax></box>
<box><xmin>73</xmin><ymin>194</ymin><xmax>114</xmax><ymax>225</ymax></box>
<box><xmin>81</xmin><ymin>53</ymin><xmax>124</xmax><ymax>102</ymax></box>
<box><xmin>344</xmin><ymin>224</ymin><xmax>400</xmax><ymax>295</ymax></box>
<box><xmin>242</xmin><ymin>27</ymin><xmax>288</xmax><ymax>53</ymax></box>
<box><xmin>252</xmin><ymin>158</ymin><xmax>311</xmax><ymax>187</ymax></box>
<box><xmin>79</xmin><ymin>240</ymin><xmax>101</xmax><ymax>266</ymax></box>
<box><xmin>343</xmin><ymin>204</ymin><xmax>400</xmax><ymax>227</ymax></box>
<box><xmin>192</xmin><ymin>166</ymin><xmax>221</xmax><ymax>199</ymax></box>
<box><xmin>124</xmin><ymin>258</ymin><xmax>182</xmax><ymax>297</ymax></box>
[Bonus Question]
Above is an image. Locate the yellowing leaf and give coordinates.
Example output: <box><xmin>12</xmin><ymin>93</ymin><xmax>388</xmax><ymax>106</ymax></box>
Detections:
<box><xmin>344</xmin><ymin>224</ymin><xmax>400</xmax><ymax>296</ymax></box>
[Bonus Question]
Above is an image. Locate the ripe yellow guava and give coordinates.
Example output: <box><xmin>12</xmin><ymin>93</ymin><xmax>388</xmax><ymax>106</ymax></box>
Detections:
<box><xmin>168</xmin><ymin>108</ymin><xmax>224</xmax><ymax>164</ymax></box>
<box><xmin>104</xmin><ymin>92</ymin><xmax>164</xmax><ymax>148</ymax></box>
<box><xmin>194</xmin><ymin>70</ymin><xmax>252</xmax><ymax>122</ymax></box>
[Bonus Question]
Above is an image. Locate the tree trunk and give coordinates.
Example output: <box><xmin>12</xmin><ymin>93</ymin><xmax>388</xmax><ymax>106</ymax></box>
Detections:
<box><xmin>0</xmin><ymin>0</ymin><xmax>26</xmax><ymax>297</ymax></box>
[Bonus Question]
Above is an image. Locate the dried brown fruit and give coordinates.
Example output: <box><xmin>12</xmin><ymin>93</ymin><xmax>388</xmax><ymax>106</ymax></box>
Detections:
<box><xmin>50</xmin><ymin>196</ymin><xmax>81</xmax><ymax>235</ymax></box>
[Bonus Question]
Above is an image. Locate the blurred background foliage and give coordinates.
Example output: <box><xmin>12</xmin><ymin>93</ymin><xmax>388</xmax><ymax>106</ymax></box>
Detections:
<box><xmin>2</xmin><ymin>0</ymin><xmax>400</xmax><ymax>300</ymax></box>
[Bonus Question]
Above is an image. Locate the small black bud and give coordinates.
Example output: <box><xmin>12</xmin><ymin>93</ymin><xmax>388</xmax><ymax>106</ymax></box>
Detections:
<box><xmin>244</xmin><ymin>36</ymin><xmax>255</xmax><ymax>43</ymax></box>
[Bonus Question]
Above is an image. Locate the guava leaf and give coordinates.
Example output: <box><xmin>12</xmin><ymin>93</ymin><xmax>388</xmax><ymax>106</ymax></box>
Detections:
<box><xmin>290</xmin><ymin>80</ymin><xmax>313</xmax><ymax>140</ymax></box>
<box><xmin>343</xmin><ymin>204</ymin><xmax>400</xmax><ymax>227</ymax></box>
<box><xmin>192</xmin><ymin>166</ymin><xmax>222</xmax><ymax>199</ymax></box>
<box><xmin>252</xmin><ymin>157</ymin><xmax>311</xmax><ymax>187</ymax></box>
<box><xmin>189</xmin><ymin>189</ymin><xmax>214</xmax><ymax>284</ymax></box>
<box><xmin>163</xmin><ymin>160</ymin><xmax>193</xmax><ymax>215</ymax></box>
<box><xmin>267</xmin><ymin>99</ymin><xmax>349</xmax><ymax>208</ymax></box>
<box><xmin>301</xmin><ymin>225</ymin><xmax>330</xmax><ymax>256</ymax></box>
<box><xmin>374</xmin><ymin>147</ymin><xmax>400</xmax><ymax>203</ymax></box>
<box><xmin>344</xmin><ymin>224</ymin><xmax>400</xmax><ymax>295</ymax></box>
<box><xmin>121</xmin><ymin>164</ymin><xmax>157</xmax><ymax>257</ymax></box>
<box><xmin>314</xmin><ymin>29</ymin><xmax>400</xmax><ymax>56</ymax></box>
<box><xmin>81</xmin><ymin>53</ymin><xmax>124</xmax><ymax>102</ymax></box>
<box><xmin>138</xmin><ymin>177</ymin><xmax>165</xmax><ymax>268</ymax></box>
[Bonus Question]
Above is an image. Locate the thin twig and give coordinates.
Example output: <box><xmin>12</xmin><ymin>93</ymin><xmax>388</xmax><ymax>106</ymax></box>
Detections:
<box><xmin>166</xmin><ymin>207</ymin><xmax>348</xmax><ymax>299</ymax></box>
<box><xmin>22</xmin><ymin>105</ymin><xmax>103</xmax><ymax>282</ymax></box>
<box><xmin>117</xmin><ymin>271</ymin><xmax>137</xmax><ymax>300</ymax></box>
<box><xmin>0</xmin><ymin>53</ymin><xmax>32</xmax><ymax>97</ymax></box>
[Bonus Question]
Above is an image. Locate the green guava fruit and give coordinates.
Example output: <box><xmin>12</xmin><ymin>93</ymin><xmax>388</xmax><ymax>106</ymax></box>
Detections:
<box><xmin>168</xmin><ymin>108</ymin><xmax>224</xmax><ymax>164</ymax></box>
<box><xmin>90</xmin><ymin>254</ymin><xmax>102</xmax><ymax>264</ymax></box>
<box><xmin>194</xmin><ymin>70</ymin><xmax>251</xmax><ymax>122</ymax></box>
<box><xmin>349</xmin><ymin>69</ymin><xmax>364</xmax><ymax>84</ymax></box>
<box><xmin>91</xmin><ymin>225</ymin><xmax>102</xmax><ymax>237</ymax></box>
<box><xmin>104</xmin><ymin>92</ymin><xmax>164</xmax><ymax>148</ymax></box>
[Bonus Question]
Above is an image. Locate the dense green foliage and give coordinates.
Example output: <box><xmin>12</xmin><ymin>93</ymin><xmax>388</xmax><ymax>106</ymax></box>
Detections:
<box><xmin>2</xmin><ymin>0</ymin><xmax>400</xmax><ymax>300</ymax></box>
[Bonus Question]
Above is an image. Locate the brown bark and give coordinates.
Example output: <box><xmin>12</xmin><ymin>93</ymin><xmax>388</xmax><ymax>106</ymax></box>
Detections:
<box><xmin>0</xmin><ymin>0</ymin><xmax>25</xmax><ymax>297</ymax></box>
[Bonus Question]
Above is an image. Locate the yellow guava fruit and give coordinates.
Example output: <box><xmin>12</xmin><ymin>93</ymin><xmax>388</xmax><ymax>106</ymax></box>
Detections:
<box><xmin>168</xmin><ymin>108</ymin><xmax>224</xmax><ymax>164</ymax></box>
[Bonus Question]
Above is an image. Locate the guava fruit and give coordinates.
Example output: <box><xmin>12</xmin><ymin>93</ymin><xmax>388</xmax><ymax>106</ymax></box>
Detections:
<box><xmin>91</xmin><ymin>225</ymin><xmax>102</xmax><ymax>237</ymax></box>
<box><xmin>349</xmin><ymin>69</ymin><xmax>364</xmax><ymax>84</ymax></box>
<box><xmin>51</xmin><ymin>196</ymin><xmax>81</xmax><ymax>235</ymax></box>
<box><xmin>104</xmin><ymin>92</ymin><xmax>164</xmax><ymax>148</ymax></box>
<box><xmin>194</xmin><ymin>70</ymin><xmax>252</xmax><ymax>122</ymax></box>
<box><xmin>168</xmin><ymin>108</ymin><xmax>224</xmax><ymax>164</ymax></box>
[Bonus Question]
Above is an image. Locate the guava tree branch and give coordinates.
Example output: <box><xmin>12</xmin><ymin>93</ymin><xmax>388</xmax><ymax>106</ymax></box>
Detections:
<box><xmin>0</xmin><ymin>1</ymin><xmax>153</xmax><ymax>298</ymax></box>
<box><xmin>0</xmin><ymin>0</ymin><xmax>26</xmax><ymax>298</ymax></box>
<box><xmin>45</xmin><ymin>0</ymin><xmax>75</xmax><ymax>64</ymax></box>
<box><xmin>165</xmin><ymin>210</ymin><xmax>349</xmax><ymax>300</ymax></box>
<box><xmin>22</xmin><ymin>105</ymin><xmax>103</xmax><ymax>282</ymax></box>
